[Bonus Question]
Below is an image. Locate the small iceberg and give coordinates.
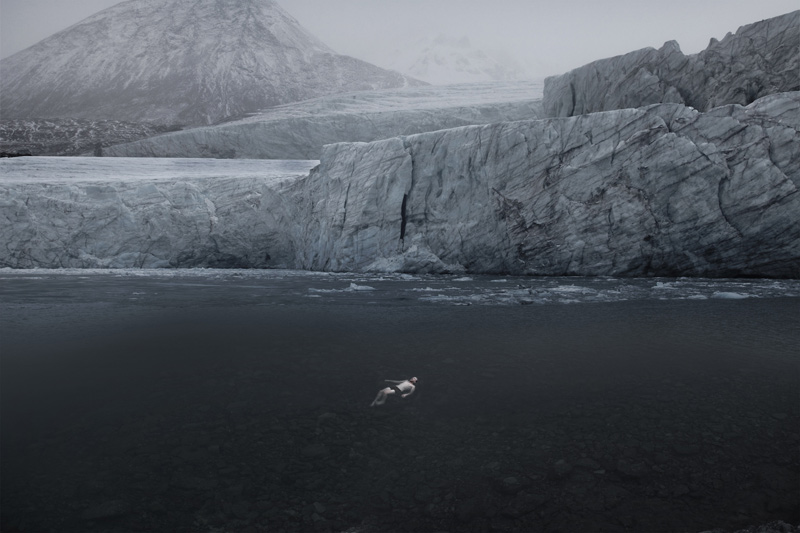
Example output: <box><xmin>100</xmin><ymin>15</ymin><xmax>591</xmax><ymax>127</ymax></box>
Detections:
<box><xmin>711</xmin><ymin>291</ymin><xmax>749</xmax><ymax>299</ymax></box>
<box><xmin>348</xmin><ymin>283</ymin><xmax>375</xmax><ymax>291</ymax></box>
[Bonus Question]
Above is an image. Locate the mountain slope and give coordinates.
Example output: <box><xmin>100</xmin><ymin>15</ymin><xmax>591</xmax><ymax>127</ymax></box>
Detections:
<box><xmin>0</xmin><ymin>119</ymin><xmax>180</xmax><ymax>156</ymax></box>
<box><xmin>0</xmin><ymin>0</ymin><xmax>423</xmax><ymax>126</ymax></box>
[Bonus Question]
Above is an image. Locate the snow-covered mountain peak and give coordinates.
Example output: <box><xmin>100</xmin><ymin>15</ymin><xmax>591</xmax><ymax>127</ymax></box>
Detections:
<box><xmin>52</xmin><ymin>0</ymin><xmax>334</xmax><ymax>57</ymax></box>
<box><xmin>0</xmin><ymin>0</ymin><xmax>422</xmax><ymax>126</ymax></box>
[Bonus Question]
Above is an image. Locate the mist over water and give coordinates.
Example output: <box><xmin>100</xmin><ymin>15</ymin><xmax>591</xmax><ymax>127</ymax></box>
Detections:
<box><xmin>1</xmin><ymin>270</ymin><xmax>798</xmax><ymax>531</ymax></box>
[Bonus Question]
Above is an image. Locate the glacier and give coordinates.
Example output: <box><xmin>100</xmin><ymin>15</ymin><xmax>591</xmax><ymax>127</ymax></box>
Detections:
<box><xmin>101</xmin><ymin>81</ymin><xmax>544</xmax><ymax>160</ymax></box>
<box><xmin>2</xmin><ymin>92</ymin><xmax>798</xmax><ymax>276</ymax></box>
<box><xmin>2</xmin><ymin>11</ymin><xmax>797</xmax><ymax>277</ymax></box>
<box><xmin>294</xmin><ymin>92</ymin><xmax>800</xmax><ymax>277</ymax></box>
<box><xmin>0</xmin><ymin>158</ymin><xmax>317</xmax><ymax>269</ymax></box>
<box><xmin>542</xmin><ymin>11</ymin><xmax>800</xmax><ymax>118</ymax></box>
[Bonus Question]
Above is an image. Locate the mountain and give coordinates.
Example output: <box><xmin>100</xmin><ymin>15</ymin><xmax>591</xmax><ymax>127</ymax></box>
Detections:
<box><xmin>381</xmin><ymin>34</ymin><xmax>531</xmax><ymax>85</ymax></box>
<box><xmin>0</xmin><ymin>0</ymin><xmax>423</xmax><ymax>126</ymax></box>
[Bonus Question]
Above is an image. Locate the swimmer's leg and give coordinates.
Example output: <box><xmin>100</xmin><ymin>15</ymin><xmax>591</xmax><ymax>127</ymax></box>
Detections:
<box><xmin>371</xmin><ymin>390</ymin><xmax>384</xmax><ymax>406</ymax></box>
<box><xmin>370</xmin><ymin>387</ymin><xmax>392</xmax><ymax>406</ymax></box>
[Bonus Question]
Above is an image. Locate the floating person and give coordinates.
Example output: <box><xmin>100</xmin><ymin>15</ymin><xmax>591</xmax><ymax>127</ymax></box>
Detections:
<box><xmin>370</xmin><ymin>377</ymin><xmax>418</xmax><ymax>407</ymax></box>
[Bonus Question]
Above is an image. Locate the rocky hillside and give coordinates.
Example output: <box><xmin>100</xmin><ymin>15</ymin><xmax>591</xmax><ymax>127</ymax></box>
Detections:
<box><xmin>2</xmin><ymin>92</ymin><xmax>797</xmax><ymax>276</ymax></box>
<box><xmin>0</xmin><ymin>119</ymin><xmax>181</xmax><ymax>157</ymax></box>
<box><xmin>543</xmin><ymin>11</ymin><xmax>799</xmax><ymax>117</ymax></box>
<box><xmin>0</xmin><ymin>0</ymin><xmax>422</xmax><ymax>127</ymax></box>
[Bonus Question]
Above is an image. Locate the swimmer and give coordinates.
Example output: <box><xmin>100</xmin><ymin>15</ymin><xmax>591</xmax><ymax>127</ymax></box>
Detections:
<box><xmin>370</xmin><ymin>377</ymin><xmax>418</xmax><ymax>407</ymax></box>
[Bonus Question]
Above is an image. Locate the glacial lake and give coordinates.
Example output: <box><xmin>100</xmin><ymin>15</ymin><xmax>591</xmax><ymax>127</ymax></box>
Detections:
<box><xmin>1</xmin><ymin>269</ymin><xmax>798</xmax><ymax>532</ymax></box>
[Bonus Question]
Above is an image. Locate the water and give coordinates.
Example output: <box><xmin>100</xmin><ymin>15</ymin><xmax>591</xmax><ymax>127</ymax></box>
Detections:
<box><xmin>1</xmin><ymin>270</ymin><xmax>798</xmax><ymax>532</ymax></box>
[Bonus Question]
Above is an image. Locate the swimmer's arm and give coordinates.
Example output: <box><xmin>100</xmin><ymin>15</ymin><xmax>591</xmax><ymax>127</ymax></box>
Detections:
<box><xmin>402</xmin><ymin>387</ymin><xmax>415</xmax><ymax>398</ymax></box>
<box><xmin>384</xmin><ymin>379</ymin><xmax>405</xmax><ymax>384</ymax></box>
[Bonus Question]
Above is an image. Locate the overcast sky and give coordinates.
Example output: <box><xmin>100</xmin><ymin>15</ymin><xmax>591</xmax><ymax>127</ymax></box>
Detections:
<box><xmin>1</xmin><ymin>0</ymin><xmax>797</xmax><ymax>76</ymax></box>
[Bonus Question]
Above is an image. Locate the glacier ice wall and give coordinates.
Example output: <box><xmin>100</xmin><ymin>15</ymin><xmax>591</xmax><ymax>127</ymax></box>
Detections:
<box><xmin>542</xmin><ymin>11</ymin><xmax>800</xmax><ymax>118</ymax></box>
<box><xmin>296</xmin><ymin>92</ymin><xmax>800</xmax><ymax>277</ymax></box>
<box><xmin>2</xmin><ymin>94</ymin><xmax>798</xmax><ymax>277</ymax></box>
<box><xmin>0</xmin><ymin>159</ymin><xmax>314</xmax><ymax>269</ymax></box>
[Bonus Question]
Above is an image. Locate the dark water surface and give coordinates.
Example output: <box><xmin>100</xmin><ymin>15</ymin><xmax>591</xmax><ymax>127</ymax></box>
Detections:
<box><xmin>1</xmin><ymin>271</ymin><xmax>798</xmax><ymax>532</ymax></box>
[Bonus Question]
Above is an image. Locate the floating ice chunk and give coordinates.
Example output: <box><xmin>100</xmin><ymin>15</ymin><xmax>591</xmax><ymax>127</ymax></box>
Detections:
<box><xmin>653</xmin><ymin>282</ymin><xmax>678</xmax><ymax>290</ymax></box>
<box><xmin>348</xmin><ymin>283</ymin><xmax>375</xmax><ymax>291</ymax></box>
<box><xmin>549</xmin><ymin>285</ymin><xmax>595</xmax><ymax>294</ymax></box>
<box><xmin>711</xmin><ymin>292</ymin><xmax>749</xmax><ymax>299</ymax></box>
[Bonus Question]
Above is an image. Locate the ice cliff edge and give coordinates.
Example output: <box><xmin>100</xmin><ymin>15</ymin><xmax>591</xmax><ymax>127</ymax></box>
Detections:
<box><xmin>295</xmin><ymin>92</ymin><xmax>799</xmax><ymax>277</ymax></box>
<box><xmin>2</xmin><ymin>92</ymin><xmax>798</xmax><ymax>277</ymax></box>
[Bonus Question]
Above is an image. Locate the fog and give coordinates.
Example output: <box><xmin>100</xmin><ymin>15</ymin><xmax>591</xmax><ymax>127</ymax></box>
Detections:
<box><xmin>1</xmin><ymin>0</ymin><xmax>798</xmax><ymax>76</ymax></box>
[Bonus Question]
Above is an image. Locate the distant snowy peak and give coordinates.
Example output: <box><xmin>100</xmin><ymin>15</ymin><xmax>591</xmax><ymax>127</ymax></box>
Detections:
<box><xmin>384</xmin><ymin>34</ymin><xmax>531</xmax><ymax>85</ymax></box>
<box><xmin>0</xmin><ymin>0</ymin><xmax>423</xmax><ymax>126</ymax></box>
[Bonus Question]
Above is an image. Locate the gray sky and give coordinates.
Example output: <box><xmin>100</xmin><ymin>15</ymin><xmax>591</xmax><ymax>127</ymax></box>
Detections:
<box><xmin>1</xmin><ymin>0</ymin><xmax>797</xmax><ymax>76</ymax></box>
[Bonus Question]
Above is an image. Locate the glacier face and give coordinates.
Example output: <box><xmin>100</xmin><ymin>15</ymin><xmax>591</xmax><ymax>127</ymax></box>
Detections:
<box><xmin>0</xmin><ymin>159</ymin><xmax>316</xmax><ymax>269</ymax></box>
<box><xmin>542</xmin><ymin>11</ymin><xmax>800</xmax><ymax>118</ymax></box>
<box><xmin>3</xmin><ymin>93</ymin><xmax>798</xmax><ymax>277</ymax></box>
<box><xmin>297</xmin><ymin>92</ymin><xmax>800</xmax><ymax>277</ymax></box>
<box><xmin>102</xmin><ymin>81</ymin><xmax>544</xmax><ymax>160</ymax></box>
<box><xmin>0</xmin><ymin>0</ymin><xmax>423</xmax><ymax>126</ymax></box>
